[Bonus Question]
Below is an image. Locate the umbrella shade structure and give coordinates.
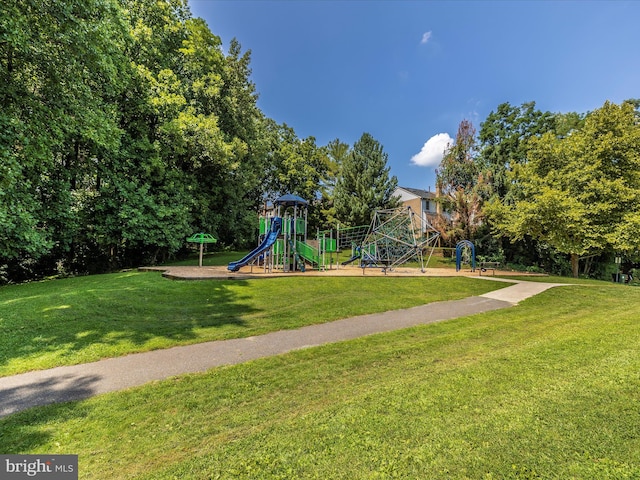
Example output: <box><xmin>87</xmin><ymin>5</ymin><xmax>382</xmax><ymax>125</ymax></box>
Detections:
<box><xmin>186</xmin><ymin>233</ymin><xmax>217</xmax><ymax>267</ymax></box>
<box><xmin>274</xmin><ymin>194</ymin><xmax>308</xmax><ymax>207</ymax></box>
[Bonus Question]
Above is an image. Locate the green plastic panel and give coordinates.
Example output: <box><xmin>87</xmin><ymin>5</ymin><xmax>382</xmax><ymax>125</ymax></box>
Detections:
<box><xmin>186</xmin><ymin>233</ymin><xmax>217</xmax><ymax>244</ymax></box>
<box><xmin>296</xmin><ymin>241</ymin><xmax>319</xmax><ymax>265</ymax></box>
<box><xmin>321</xmin><ymin>237</ymin><xmax>337</xmax><ymax>252</ymax></box>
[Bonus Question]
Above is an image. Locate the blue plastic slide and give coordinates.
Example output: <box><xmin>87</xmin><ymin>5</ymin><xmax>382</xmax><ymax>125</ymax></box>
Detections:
<box><xmin>228</xmin><ymin>217</ymin><xmax>282</xmax><ymax>272</ymax></box>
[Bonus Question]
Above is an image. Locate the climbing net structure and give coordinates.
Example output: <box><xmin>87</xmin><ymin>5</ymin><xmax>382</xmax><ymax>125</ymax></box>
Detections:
<box><xmin>360</xmin><ymin>206</ymin><xmax>440</xmax><ymax>272</ymax></box>
<box><xmin>336</xmin><ymin>224</ymin><xmax>370</xmax><ymax>251</ymax></box>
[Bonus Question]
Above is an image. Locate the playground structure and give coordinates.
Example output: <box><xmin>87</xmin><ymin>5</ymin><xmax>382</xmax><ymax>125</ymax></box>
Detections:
<box><xmin>455</xmin><ymin>240</ymin><xmax>476</xmax><ymax>272</ymax></box>
<box><xmin>228</xmin><ymin>194</ymin><xmax>338</xmax><ymax>273</ymax></box>
<box><xmin>356</xmin><ymin>206</ymin><xmax>440</xmax><ymax>273</ymax></box>
<box><xmin>228</xmin><ymin>197</ymin><xmax>440</xmax><ymax>274</ymax></box>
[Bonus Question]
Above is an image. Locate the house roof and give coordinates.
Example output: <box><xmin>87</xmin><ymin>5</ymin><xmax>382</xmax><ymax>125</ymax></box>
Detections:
<box><xmin>396</xmin><ymin>187</ymin><xmax>436</xmax><ymax>199</ymax></box>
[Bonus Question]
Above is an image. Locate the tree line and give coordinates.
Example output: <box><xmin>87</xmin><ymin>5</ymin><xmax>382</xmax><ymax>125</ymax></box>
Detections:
<box><xmin>0</xmin><ymin>0</ymin><xmax>398</xmax><ymax>283</ymax></box>
<box><xmin>436</xmin><ymin>100</ymin><xmax>640</xmax><ymax>278</ymax></box>
<box><xmin>2</xmin><ymin>0</ymin><xmax>638</xmax><ymax>282</ymax></box>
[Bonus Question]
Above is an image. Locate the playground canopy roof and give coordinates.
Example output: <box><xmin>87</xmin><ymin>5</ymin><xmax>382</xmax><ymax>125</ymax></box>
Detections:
<box><xmin>275</xmin><ymin>194</ymin><xmax>308</xmax><ymax>207</ymax></box>
<box><xmin>186</xmin><ymin>233</ymin><xmax>217</xmax><ymax>244</ymax></box>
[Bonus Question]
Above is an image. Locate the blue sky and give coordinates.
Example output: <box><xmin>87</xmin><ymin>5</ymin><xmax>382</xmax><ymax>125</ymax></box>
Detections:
<box><xmin>189</xmin><ymin>0</ymin><xmax>640</xmax><ymax>190</ymax></box>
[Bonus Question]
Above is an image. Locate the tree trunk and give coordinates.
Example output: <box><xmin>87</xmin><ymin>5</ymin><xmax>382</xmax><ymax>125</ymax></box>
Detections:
<box><xmin>570</xmin><ymin>253</ymin><xmax>579</xmax><ymax>278</ymax></box>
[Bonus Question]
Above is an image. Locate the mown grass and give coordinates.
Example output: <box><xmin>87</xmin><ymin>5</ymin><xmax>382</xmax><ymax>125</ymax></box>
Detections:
<box><xmin>1</xmin><ymin>283</ymin><xmax>639</xmax><ymax>478</ymax></box>
<box><xmin>0</xmin><ymin>272</ymin><xmax>501</xmax><ymax>376</ymax></box>
<box><xmin>164</xmin><ymin>250</ymin><xmax>250</xmax><ymax>267</ymax></box>
<box><xmin>498</xmin><ymin>275</ymin><xmax>613</xmax><ymax>285</ymax></box>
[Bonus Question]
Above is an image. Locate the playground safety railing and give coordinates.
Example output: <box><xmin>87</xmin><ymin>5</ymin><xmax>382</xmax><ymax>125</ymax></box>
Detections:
<box><xmin>296</xmin><ymin>240</ymin><xmax>319</xmax><ymax>266</ymax></box>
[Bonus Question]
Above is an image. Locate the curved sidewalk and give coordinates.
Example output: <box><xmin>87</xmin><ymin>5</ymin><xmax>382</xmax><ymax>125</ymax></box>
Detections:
<box><xmin>0</xmin><ymin>280</ymin><xmax>564</xmax><ymax>417</ymax></box>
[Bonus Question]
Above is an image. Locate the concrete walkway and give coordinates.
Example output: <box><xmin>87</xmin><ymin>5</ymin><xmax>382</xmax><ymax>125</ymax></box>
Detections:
<box><xmin>0</xmin><ymin>279</ymin><xmax>565</xmax><ymax>417</ymax></box>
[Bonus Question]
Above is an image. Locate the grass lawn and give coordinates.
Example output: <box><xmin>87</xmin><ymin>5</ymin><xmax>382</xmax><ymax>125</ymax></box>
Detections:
<box><xmin>497</xmin><ymin>275</ymin><xmax>615</xmax><ymax>285</ymax></box>
<box><xmin>164</xmin><ymin>250</ymin><xmax>250</xmax><ymax>267</ymax></box>
<box><xmin>1</xmin><ymin>282</ymin><xmax>639</xmax><ymax>478</ymax></box>
<box><xmin>0</xmin><ymin>271</ymin><xmax>502</xmax><ymax>376</ymax></box>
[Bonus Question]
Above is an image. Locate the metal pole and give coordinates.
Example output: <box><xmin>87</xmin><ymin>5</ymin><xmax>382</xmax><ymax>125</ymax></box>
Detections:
<box><xmin>284</xmin><ymin>213</ymin><xmax>289</xmax><ymax>272</ymax></box>
<box><xmin>318</xmin><ymin>228</ymin><xmax>322</xmax><ymax>271</ymax></box>
<box><xmin>293</xmin><ymin>206</ymin><xmax>297</xmax><ymax>271</ymax></box>
<box><xmin>336</xmin><ymin>223</ymin><xmax>340</xmax><ymax>269</ymax></box>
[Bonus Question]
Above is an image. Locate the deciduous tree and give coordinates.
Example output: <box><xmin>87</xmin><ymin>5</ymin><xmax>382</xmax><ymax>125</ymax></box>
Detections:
<box><xmin>1</xmin><ymin>0</ymin><xmax>129</xmax><ymax>278</ymax></box>
<box><xmin>486</xmin><ymin>101</ymin><xmax>640</xmax><ymax>277</ymax></box>
<box><xmin>478</xmin><ymin>102</ymin><xmax>559</xmax><ymax>200</ymax></box>
<box><xmin>318</xmin><ymin>139</ymin><xmax>350</xmax><ymax>228</ymax></box>
<box><xmin>435</xmin><ymin>120</ymin><xmax>487</xmax><ymax>244</ymax></box>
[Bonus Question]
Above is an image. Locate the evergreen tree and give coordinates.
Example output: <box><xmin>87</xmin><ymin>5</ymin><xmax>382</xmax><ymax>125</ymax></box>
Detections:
<box><xmin>334</xmin><ymin>133</ymin><xmax>398</xmax><ymax>227</ymax></box>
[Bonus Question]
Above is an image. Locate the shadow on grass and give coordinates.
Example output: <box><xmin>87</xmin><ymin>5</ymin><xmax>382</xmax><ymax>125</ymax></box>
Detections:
<box><xmin>0</xmin><ymin>381</ymin><xmax>100</xmax><ymax>452</ymax></box>
<box><xmin>0</xmin><ymin>374</ymin><xmax>100</xmax><ymax>419</ymax></box>
<box><xmin>0</xmin><ymin>273</ymin><xmax>261</xmax><ymax>374</ymax></box>
<box><xmin>0</xmin><ymin>372</ymin><xmax>100</xmax><ymax>454</ymax></box>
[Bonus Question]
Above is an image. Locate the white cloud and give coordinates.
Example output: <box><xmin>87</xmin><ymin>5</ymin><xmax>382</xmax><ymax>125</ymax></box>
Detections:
<box><xmin>420</xmin><ymin>31</ymin><xmax>432</xmax><ymax>44</ymax></box>
<box><xmin>410</xmin><ymin>133</ymin><xmax>452</xmax><ymax>167</ymax></box>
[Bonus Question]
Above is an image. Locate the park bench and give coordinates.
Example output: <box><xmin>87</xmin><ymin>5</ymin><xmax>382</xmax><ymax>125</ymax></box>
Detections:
<box><xmin>479</xmin><ymin>261</ymin><xmax>501</xmax><ymax>276</ymax></box>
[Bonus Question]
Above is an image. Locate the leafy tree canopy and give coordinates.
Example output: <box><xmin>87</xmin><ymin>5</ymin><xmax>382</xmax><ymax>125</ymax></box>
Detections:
<box><xmin>434</xmin><ymin>120</ymin><xmax>489</xmax><ymax>245</ymax></box>
<box><xmin>486</xmin><ymin>101</ymin><xmax>640</xmax><ymax>277</ymax></box>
